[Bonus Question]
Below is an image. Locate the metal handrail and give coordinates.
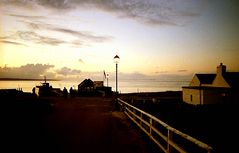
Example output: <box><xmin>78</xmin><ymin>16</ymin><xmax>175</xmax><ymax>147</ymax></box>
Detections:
<box><xmin>118</xmin><ymin>98</ymin><xmax>213</xmax><ymax>153</ymax></box>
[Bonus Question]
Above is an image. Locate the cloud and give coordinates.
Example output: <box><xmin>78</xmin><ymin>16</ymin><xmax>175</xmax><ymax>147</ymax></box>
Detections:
<box><xmin>71</xmin><ymin>40</ymin><xmax>84</xmax><ymax>48</ymax></box>
<box><xmin>155</xmin><ymin>71</ymin><xmax>169</xmax><ymax>74</ymax></box>
<box><xmin>1</xmin><ymin>0</ymin><xmax>209</xmax><ymax>26</ymax></box>
<box><xmin>0</xmin><ymin>64</ymin><xmax>83</xmax><ymax>79</ymax></box>
<box><xmin>18</xmin><ymin>31</ymin><xmax>67</xmax><ymax>45</ymax></box>
<box><xmin>0</xmin><ymin>31</ymin><xmax>67</xmax><ymax>46</ymax></box>
<box><xmin>56</xmin><ymin>67</ymin><xmax>81</xmax><ymax>76</ymax></box>
<box><xmin>7</xmin><ymin>14</ymin><xmax>45</xmax><ymax>20</ymax></box>
<box><xmin>0</xmin><ymin>64</ymin><xmax>55</xmax><ymax>79</ymax></box>
<box><xmin>78</xmin><ymin>58</ymin><xmax>85</xmax><ymax>64</ymax></box>
<box><xmin>0</xmin><ymin>40</ymin><xmax>27</xmax><ymax>46</ymax></box>
<box><xmin>0</xmin><ymin>63</ymin><xmax>191</xmax><ymax>81</ymax></box>
<box><xmin>26</xmin><ymin>21</ymin><xmax>113</xmax><ymax>42</ymax></box>
<box><xmin>1</xmin><ymin>17</ymin><xmax>113</xmax><ymax>47</ymax></box>
<box><xmin>178</xmin><ymin>69</ymin><xmax>188</xmax><ymax>72</ymax></box>
<box><xmin>50</xmin><ymin>27</ymin><xmax>113</xmax><ymax>42</ymax></box>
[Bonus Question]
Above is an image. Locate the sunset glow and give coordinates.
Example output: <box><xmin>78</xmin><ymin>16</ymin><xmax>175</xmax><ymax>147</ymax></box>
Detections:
<box><xmin>1</xmin><ymin>0</ymin><xmax>239</xmax><ymax>80</ymax></box>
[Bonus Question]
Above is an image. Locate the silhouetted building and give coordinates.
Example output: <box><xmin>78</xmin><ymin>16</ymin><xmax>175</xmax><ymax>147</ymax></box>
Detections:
<box><xmin>183</xmin><ymin>63</ymin><xmax>239</xmax><ymax>105</ymax></box>
<box><xmin>78</xmin><ymin>79</ymin><xmax>112</xmax><ymax>96</ymax></box>
<box><xmin>78</xmin><ymin>79</ymin><xmax>95</xmax><ymax>95</ymax></box>
<box><xmin>0</xmin><ymin>89</ymin><xmax>22</xmax><ymax>98</ymax></box>
<box><xmin>94</xmin><ymin>81</ymin><xmax>104</xmax><ymax>87</ymax></box>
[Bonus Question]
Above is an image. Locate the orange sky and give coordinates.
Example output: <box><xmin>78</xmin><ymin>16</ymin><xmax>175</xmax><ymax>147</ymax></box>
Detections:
<box><xmin>0</xmin><ymin>0</ymin><xmax>239</xmax><ymax>80</ymax></box>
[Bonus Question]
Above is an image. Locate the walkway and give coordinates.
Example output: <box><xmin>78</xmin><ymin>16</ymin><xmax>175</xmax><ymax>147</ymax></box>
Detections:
<box><xmin>1</xmin><ymin>97</ymin><xmax>159</xmax><ymax>153</ymax></box>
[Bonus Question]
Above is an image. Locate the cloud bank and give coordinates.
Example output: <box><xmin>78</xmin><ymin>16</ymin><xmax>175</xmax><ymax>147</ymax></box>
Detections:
<box><xmin>2</xmin><ymin>0</ymin><xmax>209</xmax><ymax>26</ymax></box>
<box><xmin>0</xmin><ymin>40</ymin><xmax>27</xmax><ymax>46</ymax></box>
<box><xmin>56</xmin><ymin>67</ymin><xmax>81</xmax><ymax>76</ymax></box>
<box><xmin>0</xmin><ymin>63</ymin><xmax>192</xmax><ymax>81</ymax></box>
<box><xmin>1</xmin><ymin>0</ymin><xmax>208</xmax><ymax>48</ymax></box>
<box><xmin>0</xmin><ymin>64</ymin><xmax>55</xmax><ymax>79</ymax></box>
<box><xmin>0</xmin><ymin>18</ymin><xmax>113</xmax><ymax>47</ymax></box>
<box><xmin>0</xmin><ymin>64</ymin><xmax>83</xmax><ymax>79</ymax></box>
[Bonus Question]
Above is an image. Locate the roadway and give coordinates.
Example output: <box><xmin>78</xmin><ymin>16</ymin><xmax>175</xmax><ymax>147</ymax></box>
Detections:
<box><xmin>1</xmin><ymin>97</ymin><xmax>159</xmax><ymax>153</ymax></box>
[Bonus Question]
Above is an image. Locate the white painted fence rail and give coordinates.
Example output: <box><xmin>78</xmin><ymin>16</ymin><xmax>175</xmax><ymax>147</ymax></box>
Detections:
<box><xmin>118</xmin><ymin>98</ymin><xmax>213</xmax><ymax>153</ymax></box>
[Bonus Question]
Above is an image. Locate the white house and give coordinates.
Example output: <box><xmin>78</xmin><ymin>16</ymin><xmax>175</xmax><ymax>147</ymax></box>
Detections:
<box><xmin>182</xmin><ymin>63</ymin><xmax>239</xmax><ymax>105</ymax></box>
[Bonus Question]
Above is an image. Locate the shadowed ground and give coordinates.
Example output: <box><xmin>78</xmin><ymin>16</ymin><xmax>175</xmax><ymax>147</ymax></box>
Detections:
<box><xmin>120</xmin><ymin>92</ymin><xmax>239</xmax><ymax>153</ymax></box>
<box><xmin>0</xmin><ymin>96</ymin><xmax>160</xmax><ymax>153</ymax></box>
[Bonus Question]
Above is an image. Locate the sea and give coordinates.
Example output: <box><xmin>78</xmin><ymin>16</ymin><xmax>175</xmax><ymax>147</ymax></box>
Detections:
<box><xmin>0</xmin><ymin>79</ymin><xmax>190</xmax><ymax>93</ymax></box>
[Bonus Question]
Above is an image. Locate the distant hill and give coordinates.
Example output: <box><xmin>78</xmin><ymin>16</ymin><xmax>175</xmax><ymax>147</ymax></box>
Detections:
<box><xmin>0</xmin><ymin>78</ymin><xmax>60</xmax><ymax>81</ymax></box>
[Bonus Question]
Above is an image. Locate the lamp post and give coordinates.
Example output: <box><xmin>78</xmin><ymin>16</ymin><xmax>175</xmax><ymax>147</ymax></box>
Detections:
<box><xmin>114</xmin><ymin>55</ymin><xmax>120</xmax><ymax>110</ymax></box>
<box><xmin>114</xmin><ymin>55</ymin><xmax>120</xmax><ymax>95</ymax></box>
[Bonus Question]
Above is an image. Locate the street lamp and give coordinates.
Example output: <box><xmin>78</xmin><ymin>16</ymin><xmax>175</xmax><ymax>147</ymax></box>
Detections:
<box><xmin>114</xmin><ymin>55</ymin><xmax>120</xmax><ymax>95</ymax></box>
<box><xmin>114</xmin><ymin>54</ymin><xmax>120</xmax><ymax>110</ymax></box>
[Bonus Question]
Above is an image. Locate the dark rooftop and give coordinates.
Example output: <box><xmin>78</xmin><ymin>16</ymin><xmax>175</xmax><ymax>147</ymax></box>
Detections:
<box><xmin>195</xmin><ymin>74</ymin><xmax>216</xmax><ymax>84</ymax></box>
<box><xmin>223</xmin><ymin>72</ymin><xmax>239</xmax><ymax>89</ymax></box>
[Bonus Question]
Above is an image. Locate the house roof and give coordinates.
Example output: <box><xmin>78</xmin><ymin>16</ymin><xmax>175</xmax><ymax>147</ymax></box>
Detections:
<box><xmin>194</xmin><ymin>72</ymin><xmax>239</xmax><ymax>88</ymax></box>
<box><xmin>78</xmin><ymin>79</ymin><xmax>94</xmax><ymax>88</ymax></box>
<box><xmin>196</xmin><ymin>74</ymin><xmax>216</xmax><ymax>84</ymax></box>
<box><xmin>223</xmin><ymin>72</ymin><xmax>239</xmax><ymax>88</ymax></box>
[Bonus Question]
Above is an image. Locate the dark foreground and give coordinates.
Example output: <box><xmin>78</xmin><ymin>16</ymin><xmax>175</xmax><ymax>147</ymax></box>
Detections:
<box><xmin>1</xmin><ymin>91</ymin><xmax>238</xmax><ymax>153</ymax></box>
<box><xmin>120</xmin><ymin>91</ymin><xmax>239</xmax><ymax>153</ymax></box>
<box><xmin>0</xmin><ymin>96</ymin><xmax>160</xmax><ymax>153</ymax></box>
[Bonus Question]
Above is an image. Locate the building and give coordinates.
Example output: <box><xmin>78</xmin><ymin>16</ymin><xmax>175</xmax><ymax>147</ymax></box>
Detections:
<box><xmin>182</xmin><ymin>63</ymin><xmax>239</xmax><ymax>105</ymax></box>
<box><xmin>78</xmin><ymin>79</ymin><xmax>112</xmax><ymax>96</ymax></box>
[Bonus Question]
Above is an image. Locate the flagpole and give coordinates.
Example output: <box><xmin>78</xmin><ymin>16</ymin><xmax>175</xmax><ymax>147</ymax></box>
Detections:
<box><xmin>107</xmin><ymin>77</ymin><xmax>108</xmax><ymax>87</ymax></box>
<box><xmin>103</xmin><ymin>70</ymin><xmax>105</xmax><ymax>86</ymax></box>
<box><xmin>103</xmin><ymin>70</ymin><xmax>106</xmax><ymax>86</ymax></box>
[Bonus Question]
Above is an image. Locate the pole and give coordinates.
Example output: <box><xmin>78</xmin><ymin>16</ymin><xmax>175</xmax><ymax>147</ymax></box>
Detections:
<box><xmin>113</xmin><ymin>54</ymin><xmax>120</xmax><ymax>110</ymax></box>
<box><xmin>107</xmin><ymin>78</ymin><xmax>108</xmax><ymax>87</ymax></box>
<box><xmin>116</xmin><ymin>63</ymin><xmax>118</xmax><ymax>94</ymax></box>
<box><xmin>115</xmin><ymin>62</ymin><xmax>119</xmax><ymax>110</ymax></box>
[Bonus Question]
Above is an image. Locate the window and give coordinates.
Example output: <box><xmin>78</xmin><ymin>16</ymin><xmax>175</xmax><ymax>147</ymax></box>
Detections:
<box><xmin>190</xmin><ymin>95</ymin><xmax>193</xmax><ymax>102</ymax></box>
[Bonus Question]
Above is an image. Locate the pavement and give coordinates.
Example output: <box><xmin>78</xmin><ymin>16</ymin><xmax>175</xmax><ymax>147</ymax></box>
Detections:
<box><xmin>1</xmin><ymin>97</ymin><xmax>159</xmax><ymax>153</ymax></box>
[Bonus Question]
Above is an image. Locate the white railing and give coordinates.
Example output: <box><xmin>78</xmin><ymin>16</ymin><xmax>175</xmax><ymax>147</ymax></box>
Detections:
<box><xmin>118</xmin><ymin>98</ymin><xmax>213</xmax><ymax>153</ymax></box>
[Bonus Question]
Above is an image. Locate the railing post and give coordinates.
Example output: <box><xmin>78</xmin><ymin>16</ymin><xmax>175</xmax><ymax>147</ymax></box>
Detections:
<box><xmin>140</xmin><ymin>112</ymin><xmax>143</xmax><ymax>126</ymax></box>
<box><xmin>118</xmin><ymin>98</ymin><xmax>213</xmax><ymax>153</ymax></box>
<box><xmin>167</xmin><ymin>129</ymin><xmax>173</xmax><ymax>153</ymax></box>
<box><xmin>120</xmin><ymin>102</ymin><xmax>124</xmax><ymax>112</ymax></box>
<box><xmin>149</xmin><ymin>118</ymin><xmax>152</xmax><ymax>136</ymax></box>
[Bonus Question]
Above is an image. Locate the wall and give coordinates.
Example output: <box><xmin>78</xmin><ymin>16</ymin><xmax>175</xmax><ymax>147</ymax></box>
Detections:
<box><xmin>212</xmin><ymin>74</ymin><xmax>230</xmax><ymax>88</ymax></box>
<box><xmin>189</xmin><ymin>75</ymin><xmax>200</xmax><ymax>86</ymax></box>
<box><xmin>202</xmin><ymin>89</ymin><xmax>225</xmax><ymax>105</ymax></box>
<box><xmin>183</xmin><ymin>88</ymin><xmax>202</xmax><ymax>105</ymax></box>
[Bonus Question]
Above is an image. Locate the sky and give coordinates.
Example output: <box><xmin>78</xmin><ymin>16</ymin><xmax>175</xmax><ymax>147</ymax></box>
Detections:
<box><xmin>0</xmin><ymin>0</ymin><xmax>239</xmax><ymax>80</ymax></box>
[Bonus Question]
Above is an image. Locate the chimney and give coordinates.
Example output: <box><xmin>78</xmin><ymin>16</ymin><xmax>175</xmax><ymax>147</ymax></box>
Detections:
<box><xmin>217</xmin><ymin>63</ymin><xmax>226</xmax><ymax>75</ymax></box>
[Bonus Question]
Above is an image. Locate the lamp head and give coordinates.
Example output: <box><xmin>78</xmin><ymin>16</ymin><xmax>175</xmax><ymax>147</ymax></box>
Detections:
<box><xmin>114</xmin><ymin>55</ymin><xmax>120</xmax><ymax>64</ymax></box>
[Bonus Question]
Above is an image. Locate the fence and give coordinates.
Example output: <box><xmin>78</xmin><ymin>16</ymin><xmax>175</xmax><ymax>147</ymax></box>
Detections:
<box><xmin>118</xmin><ymin>98</ymin><xmax>213</xmax><ymax>153</ymax></box>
